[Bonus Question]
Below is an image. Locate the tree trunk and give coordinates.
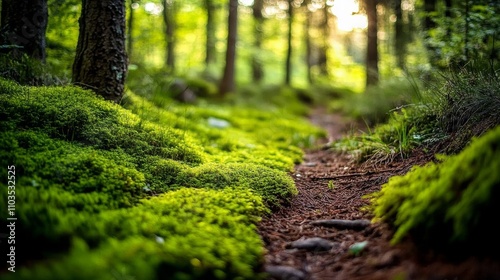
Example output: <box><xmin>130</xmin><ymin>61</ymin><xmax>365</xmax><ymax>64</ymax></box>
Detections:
<box><xmin>304</xmin><ymin>1</ymin><xmax>313</xmax><ymax>84</ymax></box>
<box><xmin>219</xmin><ymin>0</ymin><xmax>238</xmax><ymax>95</ymax></box>
<box><xmin>285</xmin><ymin>0</ymin><xmax>293</xmax><ymax>86</ymax></box>
<box><xmin>72</xmin><ymin>0</ymin><xmax>128</xmax><ymax>103</ymax></box>
<box><xmin>251</xmin><ymin>0</ymin><xmax>264</xmax><ymax>82</ymax></box>
<box><xmin>162</xmin><ymin>0</ymin><xmax>175</xmax><ymax>72</ymax></box>
<box><xmin>318</xmin><ymin>1</ymin><xmax>329</xmax><ymax>76</ymax></box>
<box><xmin>365</xmin><ymin>0</ymin><xmax>379</xmax><ymax>87</ymax></box>
<box><xmin>204</xmin><ymin>0</ymin><xmax>217</xmax><ymax>66</ymax></box>
<box><xmin>394</xmin><ymin>0</ymin><xmax>405</xmax><ymax>69</ymax></box>
<box><xmin>0</xmin><ymin>0</ymin><xmax>48</xmax><ymax>62</ymax></box>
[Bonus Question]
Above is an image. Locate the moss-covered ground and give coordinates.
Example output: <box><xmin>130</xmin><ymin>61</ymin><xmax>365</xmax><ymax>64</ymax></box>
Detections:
<box><xmin>0</xmin><ymin>78</ymin><xmax>325</xmax><ymax>279</ymax></box>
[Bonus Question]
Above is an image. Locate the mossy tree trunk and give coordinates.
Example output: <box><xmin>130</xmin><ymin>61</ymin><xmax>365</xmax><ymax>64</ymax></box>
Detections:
<box><xmin>0</xmin><ymin>0</ymin><xmax>48</xmax><ymax>62</ymax></box>
<box><xmin>219</xmin><ymin>0</ymin><xmax>238</xmax><ymax>95</ymax></box>
<box><xmin>72</xmin><ymin>0</ymin><xmax>128</xmax><ymax>103</ymax></box>
<box><xmin>365</xmin><ymin>0</ymin><xmax>379</xmax><ymax>87</ymax></box>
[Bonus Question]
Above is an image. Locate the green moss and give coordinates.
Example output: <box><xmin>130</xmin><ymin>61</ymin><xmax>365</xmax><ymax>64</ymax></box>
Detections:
<box><xmin>2</xmin><ymin>189</ymin><xmax>268</xmax><ymax>280</ymax></box>
<box><xmin>0</xmin><ymin>79</ymin><xmax>205</xmax><ymax>164</ymax></box>
<box><xmin>0</xmin><ymin>78</ymin><xmax>322</xmax><ymax>279</ymax></box>
<box><xmin>368</xmin><ymin>125</ymin><xmax>500</xmax><ymax>254</ymax></box>
<box><xmin>178</xmin><ymin>163</ymin><xmax>297</xmax><ymax>208</ymax></box>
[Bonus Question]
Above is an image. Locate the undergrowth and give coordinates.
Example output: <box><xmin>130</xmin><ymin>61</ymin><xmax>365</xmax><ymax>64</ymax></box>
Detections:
<box><xmin>367</xmin><ymin>124</ymin><xmax>500</xmax><ymax>256</ymax></box>
<box><xmin>332</xmin><ymin>66</ymin><xmax>500</xmax><ymax>163</ymax></box>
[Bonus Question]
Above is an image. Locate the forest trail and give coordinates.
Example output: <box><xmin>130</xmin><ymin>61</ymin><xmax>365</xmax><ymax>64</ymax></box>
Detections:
<box><xmin>258</xmin><ymin>108</ymin><xmax>500</xmax><ymax>280</ymax></box>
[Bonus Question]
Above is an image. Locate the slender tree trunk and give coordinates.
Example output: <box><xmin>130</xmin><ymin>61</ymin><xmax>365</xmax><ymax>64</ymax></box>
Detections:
<box><xmin>318</xmin><ymin>1</ymin><xmax>329</xmax><ymax>76</ymax></box>
<box><xmin>394</xmin><ymin>0</ymin><xmax>405</xmax><ymax>69</ymax></box>
<box><xmin>285</xmin><ymin>0</ymin><xmax>293</xmax><ymax>86</ymax></box>
<box><xmin>422</xmin><ymin>0</ymin><xmax>438</xmax><ymax>64</ymax></box>
<box><xmin>162</xmin><ymin>0</ymin><xmax>175</xmax><ymax>72</ymax></box>
<box><xmin>127</xmin><ymin>0</ymin><xmax>134</xmax><ymax>62</ymax></box>
<box><xmin>72</xmin><ymin>0</ymin><xmax>128</xmax><ymax>102</ymax></box>
<box><xmin>304</xmin><ymin>1</ymin><xmax>313</xmax><ymax>84</ymax></box>
<box><xmin>0</xmin><ymin>0</ymin><xmax>48</xmax><ymax>62</ymax></box>
<box><xmin>365</xmin><ymin>0</ymin><xmax>379</xmax><ymax>87</ymax></box>
<box><xmin>204</xmin><ymin>0</ymin><xmax>216</xmax><ymax>66</ymax></box>
<box><xmin>251</xmin><ymin>0</ymin><xmax>264</xmax><ymax>82</ymax></box>
<box><xmin>219</xmin><ymin>0</ymin><xmax>238</xmax><ymax>95</ymax></box>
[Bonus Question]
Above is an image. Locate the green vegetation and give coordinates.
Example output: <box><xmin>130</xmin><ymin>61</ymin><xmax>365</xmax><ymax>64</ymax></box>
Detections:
<box><xmin>0</xmin><ymin>78</ymin><xmax>324</xmax><ymax>278</ymax></box>
<box><xmin>331</xmin><ymin>66</ymin><xmax>500</xmax><ymax>163</ymax></box>
<box><xmin>367</xmin><ymin>124</ymin><xmax>500</xmax><ymax>255</ymax></box>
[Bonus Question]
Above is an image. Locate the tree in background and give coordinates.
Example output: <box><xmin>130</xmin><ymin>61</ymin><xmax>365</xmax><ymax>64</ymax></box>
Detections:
<box><xmin>285</xmin><ymin>0</ymin><xmax>294</xmax><ymax>85</ymax></box>
<box><xmin>423</xmin><ymin>0</ymin><xmax>500</xmax><ymax>68</ymax></box>
<box><xmin>219</xmin><ymin>0</ymin><xmax>238</xmax><ymax>95</ymax></box>
<box><xmin>393</xmin><ymin>0</ymin><xmax>405</xmax><ymax>69</ymax></box>
<box><xmin>204</xmin><ymin>0</ymin><xmax>217</xmax><ymax>67</ymax></box>
<box><xmin>0</xmin><ymin>0</ymin><xmax>48</xmax><ymax>62</ymax></box>
<box><xmin>162</xmin><ymin>0</ymin><xmax>175</xmax><ymax>72</ymax></box>
<box><xmin>72</xmin><ymin>0</ymin><xmax>128</xmax><ymax>102</ymax></box>
<box><xmin>251</xmin><ymin>0</ymin><xmax>264</xmax><ymax>82</ymax></box>
<box><xmin>304</xmin><ymin>0</ymin><xmax>313</xmax><ymax>83</ymax></box>
<box><xmin>365</xmin><ymin>0</ymin><xmax>379</xmax><ymax>87</ymax></box>
<box><xmin>317</xmin><ymin>1</ymin><xmax>330</xmax><ymax>76</ymax></box>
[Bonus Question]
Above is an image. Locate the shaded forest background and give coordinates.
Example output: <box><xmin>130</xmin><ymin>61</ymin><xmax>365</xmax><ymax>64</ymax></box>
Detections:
<box><xmin>1</xmin><ymin>0</ymin><xmax>499</xmax><ymax>99</ymax></box>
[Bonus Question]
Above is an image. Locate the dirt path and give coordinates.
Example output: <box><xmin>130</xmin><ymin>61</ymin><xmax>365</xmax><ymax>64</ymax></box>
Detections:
<box><xmin>258</xmin><ymin>108</ymin><xmax>500</xmax><ymax>280</ymax></box>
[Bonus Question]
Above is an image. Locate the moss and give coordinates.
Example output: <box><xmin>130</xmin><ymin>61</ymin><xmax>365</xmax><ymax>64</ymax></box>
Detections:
<box><xmin>0</xmin><ymin>79</ymin><xmax>205</xmax><ymax>164</ymax></box>
<box><xmin>0</xmin><ymin>78</ymin><xmax>322</xmax><ymax>279</ymax></box>
<box><xmin>2</xmin><ymin>189</ymin><xmax>268</xmax><ymax>280</ymax></box>
<box><xmin>368</xmin><ymin>125</ymin><xmax>500</xmax><ymax>255</ymax></box>
<box><xmin>177</xmin><ymin>163</ymin><xmax>297</xmax><ymax>208</ymax></box>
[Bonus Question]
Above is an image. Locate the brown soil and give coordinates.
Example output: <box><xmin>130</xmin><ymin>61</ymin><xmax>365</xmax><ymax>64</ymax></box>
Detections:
<box><xmin>258</xmin><ymin>108</ymin><xmax>500</xmax><ymax>280</ymax></box>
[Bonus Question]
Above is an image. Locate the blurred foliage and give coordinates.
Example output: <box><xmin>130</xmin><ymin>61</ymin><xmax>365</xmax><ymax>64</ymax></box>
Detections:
<box><xmin>331</xmin><ymin>64</ymin><xmax>500</xmax><ymax>163</ymax></box>
<box><xmin>424</xmin><ymin>1</ymin><xmax>500</xmax><ymax>68</ymax></box>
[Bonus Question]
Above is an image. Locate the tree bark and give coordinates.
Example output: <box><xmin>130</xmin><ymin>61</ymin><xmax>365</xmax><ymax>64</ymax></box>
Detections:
<box><xmin>72</xmin><ymin>0</ymin><xmax>128</xmax><ymax>103</ymax></box>
<box><xmin>219</xmin><ymin>0</ymin><xmax>238</xmax><ymax>95</ymax></box>
<box><xmin>162</xmin><ymin>0</ymin><xmax>175</xmax><ymax>72</ymax></box>
<box><xmin>0</xmin><ymin>0</ymin><xmax>48</xmax><ymax>62</ymax></box>
<box><xmin>204</xmin><ymin>0</ymin><xmax>217</xmax><ymax>66</ymax></box>
<box><xmin>285</xmin><ymin>0</ymin><xmax>293</xmax><ymax>86</ymax></box>
<box><xmin>251</xmin><ymin>0</ymin><xmax>264</xmax><ymax>82</ymax></box>
<box><xmin>365</xmin><ymin>0</ymin><xmax>379</xmax><ymax>87</ymax></box>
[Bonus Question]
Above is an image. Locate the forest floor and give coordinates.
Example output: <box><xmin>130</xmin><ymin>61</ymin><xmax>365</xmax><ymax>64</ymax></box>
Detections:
<box><xmin>258</xmin><ymin>107</ymin><xmax>500</xmax><ymax>280</ymax></box>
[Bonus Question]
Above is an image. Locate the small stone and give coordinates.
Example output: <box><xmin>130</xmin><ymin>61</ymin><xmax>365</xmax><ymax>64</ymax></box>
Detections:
<box><xmin>287</xmin><ymin>237</ymin><xmax>337</xmax><ymax>251</ymax></box>
<box><xmin>304</xmin><ymin>162</ymin><xmax>317</xmax><ymax>167</ymax></box>
<box><xmin>374</xmin><ymin>251</ymin><xmax>399</xmax><ymax>268</ymax></box>
<box><xmin>207</xmin><ymin>117</ymin><xmax>230</xmax><ymax>128</ymax></box>
<box><xmin>265</xmin><ymin>265</ymin><xmax>306</xmax><ymax>280</ymax></box>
